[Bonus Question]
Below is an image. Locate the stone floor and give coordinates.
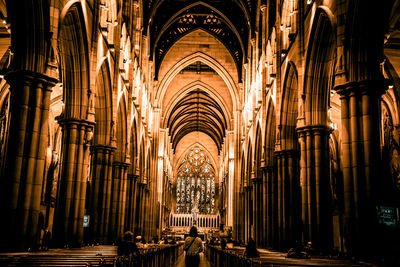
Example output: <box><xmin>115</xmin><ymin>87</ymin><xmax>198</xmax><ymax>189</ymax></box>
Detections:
<box><xmin>173</xmin><ymin>252</ymin><xmax>211</xmax><ymax>267</ymax></box>
<box><xmin>0</xmin><ymin>245</ymin><xmax>381</xmax><ymax>267</ymax></box>
<box><xmin>206</xmin><ymin>245</ymin><xmax>380</xmax><ymax>267</ymax></box>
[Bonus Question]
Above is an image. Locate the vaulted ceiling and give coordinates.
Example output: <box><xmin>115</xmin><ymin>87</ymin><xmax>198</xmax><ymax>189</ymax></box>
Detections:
<box><xmin>151</xmin><ymin>0</ymin><xmax>251</xmax><ymax>160</ymax></box>
<box><xmin>145</xmin><ymin>0</ymin><xmax>254</xmax><ymax>80</ymax></box>
<box><xmin>167</xmin><ymin>88</ymin><xmax>227</xmax><ymax>152</ymax></box>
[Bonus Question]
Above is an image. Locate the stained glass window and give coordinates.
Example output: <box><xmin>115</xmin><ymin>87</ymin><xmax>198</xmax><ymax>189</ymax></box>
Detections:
<box><xmin>176</xmin><ymin>146</ymin><xmax>216</xmax><ymax>214</ymax></box>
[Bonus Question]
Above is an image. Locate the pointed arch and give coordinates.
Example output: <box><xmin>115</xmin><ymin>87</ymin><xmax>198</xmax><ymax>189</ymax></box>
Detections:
<box><xmin>280</xmin><ymin>62</ymin><xmax>298</xmax><ymax>150</ymax></box>
<box><xmin>94</xmin><ymin>59</ymin><xmax>113</xmax><ymax>145</ymax></box>
<box><xmin>163</xmin><ymin>80</ymin><xmax>233</xmax><ymax>129</ymax></box>
<box><xmin>303</xmin><ymin>8</ymin><xmax>336</xmax><ymax>126</ymax></box>
<box><xmin>139</xmin><ymin>137</ymin><xmax>146</xmax><ymax>183</ymax></box>
<box><xmin>59</xmin><ymin>2</ymin><xmax>90</xmax><ymax>120</ymax></box>
<box><xmin>246</xmin><ymin>138</ymin><xmax>253</xmax><ymax>185</ymax></box>
<box><xmin>254</xmin><ymin>123</ymin><xmax>263</xmax><ymax>179</ymax></box>
<box><xmin>265</xmin><ymin>96</ymin><xmax>276</xmax><ymax>167</ymax></box>
<box><xmin>129</xmin><ymin>117</ymin><xmax>139</xmax><ymax>175</ymax></box>
<box><xmin>175</xmin><ymin>142</ymin><xmax>218</xmax><ymax>172</ymax></box>
<box><xmin>115</xmin><ymin>94</ymin><xmax>128</xmax><ymax>162</ymax></box>
<box><xmin>156</xmin><ymin>51</ymin><xmax>239</xmax><ymax>111</ymax></box>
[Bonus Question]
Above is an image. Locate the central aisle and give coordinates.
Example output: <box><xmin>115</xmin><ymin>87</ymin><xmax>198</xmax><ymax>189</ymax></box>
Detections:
<box><xmin>173</xmin><ymin>252</ymin><xmax>211</xmax><ymax>267</ymax></box>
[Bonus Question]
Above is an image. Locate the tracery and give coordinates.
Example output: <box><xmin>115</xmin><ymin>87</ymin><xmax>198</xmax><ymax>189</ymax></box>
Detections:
<box><xmin>176</xmin><ymin>146</ymin><xmax>216</xmax><ymax>214</ymax></box>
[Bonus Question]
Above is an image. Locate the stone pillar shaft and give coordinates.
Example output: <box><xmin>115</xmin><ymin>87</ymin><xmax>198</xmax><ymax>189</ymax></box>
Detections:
<box><xmin>335</xmin><ymin>81</ymin><xmax>383</xmax><ymax>254</ymax></box>
<box><xmin>109</xmin><ymin>161</ymin><xmax>129</xmax><ymax>242</ymax></box>
<box><xmin>251</xmin><ymin>175</ymin><xmax>262</xmax><ymax>246</ymax></box>
<box><xmin>275</xmin><ymin>150</ymin><xmax>299</xmax><ymax>248</ymax></box>
<box><xmin>54</xmin><ymin>119</ymin><xmax>94</xmax><ymax>247</ymax></box>
<box><xmin>270</xmin><ymin>162</ymin><xmax>278</xmax><ymax>247</ymax></box>
<box><xmin>262</xmin><ymin>166</ymin><xmax>273</xmax><ymax>247</ymax></box>
<box><xmin>89</xmin><ymin>145</ymin><xmax>115</xmax><ymax>243</ymax></box>
<box><xmin>124</xmin><ymin>174</ymin><xmax>138</xmax><ymax>232</ymax></box>
<box><xmin>297</xmin><ymin>125</ymin><xmax>332</xmax><ymax>251</ymax></box>
<box><xmin>1</xmin><ymin>71</ymin><xmax>57</xmax><ymax>250</ymax></box>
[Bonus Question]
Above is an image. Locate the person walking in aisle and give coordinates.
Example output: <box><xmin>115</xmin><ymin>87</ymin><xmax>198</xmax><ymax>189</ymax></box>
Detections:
<box><xmin>184</xmin><ymin>226</ymin><xmax>203</xmax><ymax>267</ymax></box>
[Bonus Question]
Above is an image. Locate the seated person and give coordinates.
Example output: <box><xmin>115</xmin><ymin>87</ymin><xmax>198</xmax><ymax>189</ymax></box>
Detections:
<box><xmin>220</xmin><ymin>238</ymin><xmax>227</xmax><ymax>249</ymax></box>
<box><xmin>244</xmin><ymin>238</ymin><xmax>259</xmax><ymax>258</ymax></box>
<box><xmin>287</xmin><ymin>240</ymin><xmax>310</xmax><ymax>259</ymax></box>
<box><xmin>117</xmin><ymin>231</ymin><xmax>140</xmax><ymax>261</ymax></box>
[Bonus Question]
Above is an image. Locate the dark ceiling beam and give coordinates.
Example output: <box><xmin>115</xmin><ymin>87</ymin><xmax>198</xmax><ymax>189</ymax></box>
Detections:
<box><xmin>169</xmin><ymin>107</ymin><xmax>226</xmax><ymax>132</ymax></box>
<box><xmin>172</xmin><ymin>125</ymin><xmax>222</xmax><ymax>151</ymax></box>
<box><xmin>148</xmin><ymin>1</ymin><xmax>249</xmax><ymax>80</ymax></box>
<box><xmin>170</xmin><ymin>115</ymin><xmax>225</xmax><ymax>140</ymax></box>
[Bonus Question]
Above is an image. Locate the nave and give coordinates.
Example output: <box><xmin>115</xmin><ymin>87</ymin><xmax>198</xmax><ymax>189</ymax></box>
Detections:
<box><xmin>0</xmin><ymin>243</ymin><xmax>376</xmax><ymax>267</ymax></box>
<box><xmin>173</xmin><ymin>253</ymin><xmax>210</xmax><ymax>267</ymax></box>
<box><xmin>0</xmin><ymin>0</ymin><xmax>400</xmax><ymax>266</ymax></box>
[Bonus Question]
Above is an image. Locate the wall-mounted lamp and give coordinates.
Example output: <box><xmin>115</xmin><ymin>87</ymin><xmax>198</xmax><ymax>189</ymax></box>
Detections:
<box><xmin>85</xmin><ymin>129</ymin><xmax>94</xmax><ymax>143</ymax></box>
<box><xmin>281</xmin><ymin>50</ymin><xmax>287</xmax><ymax>57</ymax></box>
<box><xmin>307</xmin><ymin>0</ymin><xmax>313</xmax><ymax>5</ymax></box>
<box><xmin>101</xmin><ymin>27</ymin><xmax>108</xmax><ymax>36</ymax></box>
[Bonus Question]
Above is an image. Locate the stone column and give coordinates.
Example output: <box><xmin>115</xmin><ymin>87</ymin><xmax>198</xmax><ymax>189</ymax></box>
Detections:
<box><xmin>274</xmin><ymin>150</ymin><xmax>300</xmax><ymax>248</ymax></box>
<box><xmin>261</xmin><ymin>165</ymin><xmax>268</xmax><ymax>247</ymax></box>
<box><xmin>0</xmin><ymin>71</ymin><xmax>57</xmax><ymax>250</ymax></box>
<box><xmin>270</xmin><ymin>162</ymin><xmax>278</xmax><ymax>248</ymax></box>
<box><xmin>89</xmin><ymin>145</ymin><xmax>115</xmax><ymax>243</ymax></box>
<box><xmin>297</xmin><ymin>125</ymin><xmax>332</xmax><ymax>252</ymax></box>
<box><xmin>251</xmin><ymin>172</ymin><xmax>262</xmax><ymax>246</ymax></box>
<box><xmin>109</xmin><ymin>161</ymin><xmax>130</xmax><ymax>242</ymax></box>
<box><xmin>54</xmin><ymin>119</ymin><xmax>94</xmax><ymax>247</ymax></box>
<box><xmin>238</xmin><ymin>190</ymin><xmax>245</xmax><ymax>242</ymax></box>
<box><xmin>134</xmin><ymin>182</ymin><xmax>143</xmax><ymax>236</ymax></box>
<box><xmin>143</xmin><ymin>186</ymin><xmax>151</xmax><ymax>241</ymax></box>
<box><xmin>124</xmin><ymin>174</ymin><xmax>138</xmax><ymax>232</ymax></box>
<box><xmin>335</xmin><ymin>80</ymin><xmax>383</xmax><ymax>255</ymax></box>
<box><xmin>244</xmin><ymin>185</ymin><xmax>251</xmax><ymax>242</ymax></box>
<box><xmin>275</xmin><ymin>151</ymin><xmax>284</xmax><ymax>247</ymax></box>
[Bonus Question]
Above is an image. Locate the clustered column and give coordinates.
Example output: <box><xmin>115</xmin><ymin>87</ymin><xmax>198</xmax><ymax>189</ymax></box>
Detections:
<box><xmin>274</xmin><ymin>150</ymin><xmax>300</xmax><ymax>249</ymax></box>
<box><xmin>335</xmin><ymin>80</ymin><xmax>383</xmax><ymax>255</ymax></box>
<box><xmin>261</xmin><ymin>165</ymin><xmax>273</xmax><ymax>247</ymax></box>
<box><xmin>297</xmin><ymin>125</ymin><xmax>332</xmax><ymax>252</ymax></box>
<box><xmin>243</xmin><ymin>182</ymin><xmax>252</xmax><ymax>242</ymax></box>
<box><xmin>54</xmin><ymin>119</ymin><xmax>94</xmax><ymax>247</ymax></box>
<box><xmin>109</xmin><ymin>162</ymin><xmax>130</xmax><ymax>242</ymax></box>
<box><xmin>251</xmin><ymin>172</ymin><xmax>262</xmax><ymax>246</ymax></box>
<box><xmin>1</xmin><ymin>71</ymin><xmax>57</xmax><ymax>251</ymax></box>
<box><xmin>124</xmin><ymin>174</ymin><xmax>139</xmax><ymax>234</ymax></box>
<box><xmin>89</xmin><ymin>145</ymin><xmax>115</xmax><ymax>243</ymax></box>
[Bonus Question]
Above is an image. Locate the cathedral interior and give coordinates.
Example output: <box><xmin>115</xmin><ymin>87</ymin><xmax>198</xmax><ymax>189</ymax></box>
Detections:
<box><xmin>0</xmin><ymin>0</ymin><xmax>400</xmax><ymax>266</ymax></box>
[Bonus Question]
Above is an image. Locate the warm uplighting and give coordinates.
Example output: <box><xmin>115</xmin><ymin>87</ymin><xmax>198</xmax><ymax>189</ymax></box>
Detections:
<box><xmin>47</xmin><ymin>147</ymin><xmax>52</xmax><ymax>158</ymax></box>
<box><xmin>330</xmin><ymin>122</ymin><xmax>338</xmax><ymax>130</ymax></box>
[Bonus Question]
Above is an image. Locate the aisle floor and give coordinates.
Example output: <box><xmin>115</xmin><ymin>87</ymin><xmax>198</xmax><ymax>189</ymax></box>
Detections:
<box><xmin>173</xmin><ymin>252</ymin><xmax>210</xmax><ymax>267</ymax></box>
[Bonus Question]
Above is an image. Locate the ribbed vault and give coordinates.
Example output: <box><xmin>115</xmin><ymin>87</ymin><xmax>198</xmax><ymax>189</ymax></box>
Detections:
<box><xmin>167</xmin><ymin>89</ymin><xmax>227</xmax><ymax>152</ymax></box>
<box><xmin>149</xmin><ymin>1</ymin><xmax>250</xmax><ymax>80</ymax></box>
